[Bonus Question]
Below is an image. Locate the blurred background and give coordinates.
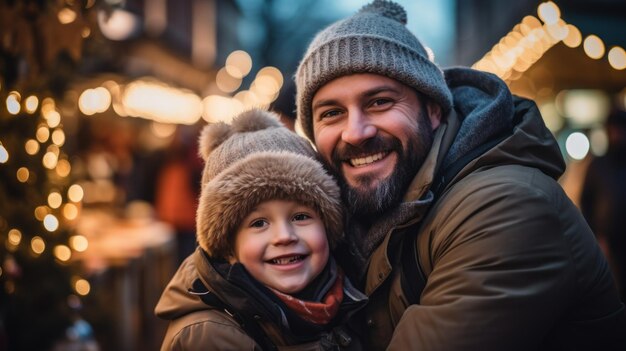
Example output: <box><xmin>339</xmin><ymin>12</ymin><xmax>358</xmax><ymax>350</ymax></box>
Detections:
<box><xmin>0</xmin><ymin>0</ymin><xmax>625</xmax><ymax>350</ymax></box>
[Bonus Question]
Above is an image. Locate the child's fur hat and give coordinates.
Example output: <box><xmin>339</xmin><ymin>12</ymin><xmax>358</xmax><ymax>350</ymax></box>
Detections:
<box><xmin>196</xmin><ymin>109</ymin><xmax>343</xmax><ymax>258</ymax></box>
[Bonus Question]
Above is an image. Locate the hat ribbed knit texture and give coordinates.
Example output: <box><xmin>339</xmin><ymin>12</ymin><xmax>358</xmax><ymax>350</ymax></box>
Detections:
<box><xmin>295</xmin><ymin>0</ymin><xmax>453</xmax><ymax>142</ymax></box>
<box><xmin>196</xmin><ymin>109</ymin><xmax>343</xmax><ymax>258</ymax></box>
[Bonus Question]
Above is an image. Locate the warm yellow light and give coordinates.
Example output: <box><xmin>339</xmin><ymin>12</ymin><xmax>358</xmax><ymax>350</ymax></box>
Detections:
<box><xmin>82</xmin><ymin>27</ymin><xmax>91</xmax><ymax>38</ymax></box>
<box><xmin>520</xmin><ymin>16</ymin><xmax>542</xmax><ymax>36</ymax></box>
<box><xmin>56</xmin><ymin>159</ymin><xmax>71</xmax><ymax>178</ymax></box>
<box><xmin>24</xmin><ymin>95</ymin><xmax>39</xmax><ymax>113</ymax></box>
<box><xmin>583</xmin><ymin>35</ymin><xmax>605</xmax><ymax>60</ymax></box>
<box><xmin>41</xmin><ymin>97</ymin><xmax>55</xmax><ymax>115</ymax></box>
<box><xmin>63</xmin><ymin>203</ymin><xmax>79</xmax><ymax>220</ymax></box>
<box><xmin>6</xmin><ymin>92</ymin><xmax>20</xmax><ymax>115</ymax></box>
<box><xmin>31</xmin><ymin>236</ymin><xmax>45</xmax><ymax>254</ymax></box>
<box><xmin>58</xmin><ymin>8</ymin><xmax>77</xmax><ymax>24</ymax></box>
<box><xmin>608</xmin><ymin>47</ymin><xmax>626</xmax><ymax>70</ymax></box>
<box><xmin>51</xmin><ymin>129</ymin><xmax>66</xmax><ymax>146</ymax></box>
<box><xmin>48</xmin><ymin>192</ymin><xmax>63</xmax><ymax>209</ymax></box>
<box><xmin>25</xmin><ymin>139</ymin><xmax>40</xmax><ymax>155</ymax></box>
<box><xmin>202</xmin><ymin>95</ymin><xmax>244</xmax><ymax>123</ymax></box>
<box><xmin>54</xmin><ymin>245</ymin><xmax>72</xmax><ymax>261</ymax></box>
<box><xmin>34</xmin><ymin>206</ymin><xmax>50</xmax><ymax>220</ymax></box>
<box><xmin>537</xmin><ymin>1</ymin><xmax>560</xmax><ymax>25</ymax></box>
<box><xmin>546</xmin><ymin>19</ymin><xmax>568</xmax><ymax>41</ymax></box>
<box><xmin>257</xmin><ymin>66</ymin><xmax>283</xmax><ymax>88</ymax></box>
<box><xmin>43</xmin><ymin>214</ymin><xmax>59</xmax><ymax>232</ymax></box>
<box><xmin>36</xmin><ymin>126</ymin><xmax>50</xmax><ymax>143</ymax></box>
<box><xmin>8</xmin><ymin>229</ymin><xmax>22</xmax><ymax>246</ymax></box>
<box><xmin>122</xmin><ymin>80</ymin><xmax>203</xmax><ymax>124</ymax></box>
<box><xmin>234</xmin><ymin>90</ymin><xmax>263</xmax><ymax>110</ymax></box>
<box><xmin>150</xmin><ymin>122</ymin><xmax>177</xmax><ymax>138</ymax></box>
<box><xmin>16</xmin><ymin>167</ymin><xmax>29</xmax><ymax>182</ymax></box>
<box><xmin>47</xmin><ymin>144</ymin><xmax>60</xmax><ymax>156</ymax></box>
<box><xmin>73</xmin><ymin>278</ymin><xmax>91</xmax><ymax>296</ymax></box>
<box><xmin>45</xmin><ymin>110</ymin><xmax>61</xmax><ymax>128</ymax></box>
<box><xmin>252</xmin><ymin>67</ymin><xmax>282</xmax><ymax>104</ymax></box>
<box><xmin>69</xmin><ymin>235</ymin><xmax>88</xmax><ymax>252</ymax></box>
<box><xmin>42</xmin><ymin>151</ymin><xmax>58</xmax><ymax>169</ymax></box>
<box><xmin>216</xmin><ymin>67</ymin><xmax>242</xmax><ymax>93</ymax></box>
<box><xmin>0</xmin><ymin>144</ymin><xmax>8</xmax><ymax>163</ymax></box>
<box><xmin>78</xmin><ymin>89</ymin><xmax>96</xmax><ymax>116</ymax></box>
<box><xmin>562</xmin><ymin>25</ymin><xmax>582</xmax><ymax>48</ymax></box>
<box><xmin>68</xmin><ymin>184</ymin><xmax>84</xmax><ymax>203</ymax></box>
<box><xmin>253</xmin><ymin>75</ymin><xmax>280</xmax><ymax>94</ymax></box>
<box><xmin>225</xmin><ymin>50</ymin><xmax>253</xmax><ymax>79</ymax></box>
<box><xmin>78</xmin><ymin>87</ymin><xmax>111</xmax><ymax>115</ymax></box>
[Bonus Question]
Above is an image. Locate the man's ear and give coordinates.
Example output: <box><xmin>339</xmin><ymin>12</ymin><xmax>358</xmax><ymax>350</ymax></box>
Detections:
<box><xmin>426</xmin><ymin>101</ymin><xmax>442</xmax><ymax>129</ymax></box>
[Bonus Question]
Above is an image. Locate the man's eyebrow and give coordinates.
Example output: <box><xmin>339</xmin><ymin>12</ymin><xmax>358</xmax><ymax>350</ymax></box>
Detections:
<box><xmin>312</xmin><ymin>85</ymin><xmax>401</xmax><ymax>111</ymax></box>
<box><xmin>312</xmin><ymin>99</ymin><xmax>338</xmax><ymax>112</ymax></box>
<box><xmin>361</xmin><ymin>85</ymin><xmax>401</xmax><ymax>98</ymax></box>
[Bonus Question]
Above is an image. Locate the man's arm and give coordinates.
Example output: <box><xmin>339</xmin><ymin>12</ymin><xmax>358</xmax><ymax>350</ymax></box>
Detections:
<box><xmin>388</xmin><ymin>165</ymin><xmax>586</xmax><ymax>351</ymax></box>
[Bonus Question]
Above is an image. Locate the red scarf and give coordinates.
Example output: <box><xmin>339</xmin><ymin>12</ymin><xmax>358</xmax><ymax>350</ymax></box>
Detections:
<box><xmin>270</xmin><ymin>271</ymin><xmax>344</xmax><ymax>325</ymax></box>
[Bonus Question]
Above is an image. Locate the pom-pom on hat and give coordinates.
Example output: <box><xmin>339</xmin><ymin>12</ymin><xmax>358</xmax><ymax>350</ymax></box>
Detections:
<box><xmin>196</xmin><ymin>109</ymin><xmax>343</xmax><ymax>258</ymax></box>
<box><xmin>295</xmin><ymin>0</ymin><xmax>453</xmax><ymax>142</ymax></box>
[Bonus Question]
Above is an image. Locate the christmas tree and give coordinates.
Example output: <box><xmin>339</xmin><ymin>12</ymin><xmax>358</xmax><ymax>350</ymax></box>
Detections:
<box><xmin>0</xmin><ymin>1</ymin><xmax>97</xmax><ymax>349</ymax></box>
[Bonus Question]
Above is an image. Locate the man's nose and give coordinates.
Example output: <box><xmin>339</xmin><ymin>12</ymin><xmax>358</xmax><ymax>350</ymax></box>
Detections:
<box><xmin>341</xmin><ymin>109</ymin><xmax>376</xmax><ymax>145</ymax></box>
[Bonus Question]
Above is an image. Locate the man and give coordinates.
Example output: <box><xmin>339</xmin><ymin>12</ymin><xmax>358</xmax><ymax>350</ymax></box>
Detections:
<box><xmin>295</xmin><ymin>1</ymin><xmax>626</xmax><ymax>350</ymax></box>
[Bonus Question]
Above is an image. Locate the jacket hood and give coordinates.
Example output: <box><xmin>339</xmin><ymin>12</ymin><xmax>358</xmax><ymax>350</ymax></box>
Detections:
<box><xmin>442</xmin><ymin>67</ymin><xmax>564</xmax><ymax>184</ymax></box>
<box><xmin>155</xmin><ymin>252</ymin><xmax>208</xmax><ymax>320</ymax></box>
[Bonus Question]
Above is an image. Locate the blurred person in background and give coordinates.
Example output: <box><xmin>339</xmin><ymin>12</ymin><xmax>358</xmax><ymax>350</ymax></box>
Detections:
<box><xmin>581</xmin><ymin>108</ymin><xmax>626</xmax><ymax>302</ymax></box>
<box><xmin>155</xmin><ymin>126</ymin><xmax>203</xmax><ymax>264</ymax></box>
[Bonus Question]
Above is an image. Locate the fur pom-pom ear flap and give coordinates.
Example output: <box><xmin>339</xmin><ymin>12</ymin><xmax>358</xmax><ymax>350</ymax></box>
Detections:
<box><xmin>198</xmin><ymin>122</ymin><xmax>232</xmax><ymax>161</ymax></box>
<box><xmin>231</xmin><ymin>109</ymin><xmax>283</xmax><ymax>133</ymax></box>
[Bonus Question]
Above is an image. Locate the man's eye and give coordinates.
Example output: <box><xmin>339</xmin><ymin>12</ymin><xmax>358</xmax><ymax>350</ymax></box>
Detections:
<box><xmin>293</xmin><ymin>213</ymin><xmax>311</xmax><ymax>221</ymax></box>
<box><xmin>250</xmin><ymin>219</ymin><xmax>267</xmax><ymax>228</ymax></box>
<box><xmin>320</xmin><ymin>109</ymin><xmax>342</xmax><ymax>119</ymax></box>
<box><xmin>371</xmin><ymin>98</ymin><xmax>392</xmax><ymax>107</ymax></box>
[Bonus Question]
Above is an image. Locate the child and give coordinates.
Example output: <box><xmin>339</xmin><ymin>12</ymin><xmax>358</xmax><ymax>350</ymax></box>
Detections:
<box><xmin>155</xmin><ymin>109</ymin><xmax>367</xmax><ymax>350</ymax></box>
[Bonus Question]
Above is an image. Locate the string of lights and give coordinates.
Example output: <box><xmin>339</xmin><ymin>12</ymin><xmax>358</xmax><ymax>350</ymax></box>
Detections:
<box><xmin>473</xmin><ymin>1</ymin><xmax>625</xmax><ymax>83</ymax></box>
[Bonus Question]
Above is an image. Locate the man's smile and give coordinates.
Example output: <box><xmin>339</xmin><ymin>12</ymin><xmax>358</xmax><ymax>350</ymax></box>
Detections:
<box><xmin>348</xmin><ymin>151</ymin><xmax>389</xmax><ymax>167</ymax></box>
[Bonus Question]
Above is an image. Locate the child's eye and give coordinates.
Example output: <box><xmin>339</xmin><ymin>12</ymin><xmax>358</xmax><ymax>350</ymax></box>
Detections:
<box><xmin>293</xmin><ymin>213</ymin><xmax>311</xmax><ymax>222</ymax></box>
<box><xmin>250</xmin><ymin>219</ymin><xmax>268</xmax><ymax>228</ymax></box>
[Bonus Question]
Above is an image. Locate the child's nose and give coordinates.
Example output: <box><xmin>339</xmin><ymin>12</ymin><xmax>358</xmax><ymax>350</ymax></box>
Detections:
<box><xmin>272</xmin><ymin>223</ymin><xmax>298</xmax><ymax>245</ymax></box>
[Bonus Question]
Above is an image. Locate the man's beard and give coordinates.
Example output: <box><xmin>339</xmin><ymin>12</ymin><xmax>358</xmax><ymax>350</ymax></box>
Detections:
<box><xmin>331</xmin><ymin>110</ymin><xmax>434</xmax><ymax>220</ymax></box>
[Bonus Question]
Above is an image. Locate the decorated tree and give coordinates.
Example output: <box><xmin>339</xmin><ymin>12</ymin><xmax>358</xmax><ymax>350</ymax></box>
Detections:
<box><xmin>0</xmin><ymin>0</ymin><xmax>100</xmax><ymax>349</ymax></box>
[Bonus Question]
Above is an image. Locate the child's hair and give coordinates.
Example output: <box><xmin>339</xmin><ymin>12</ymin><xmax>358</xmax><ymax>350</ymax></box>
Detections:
<box><xmin>196</xmin><ymin>109</ymin><xmax>343</xmax><ymax>259</ymax></box>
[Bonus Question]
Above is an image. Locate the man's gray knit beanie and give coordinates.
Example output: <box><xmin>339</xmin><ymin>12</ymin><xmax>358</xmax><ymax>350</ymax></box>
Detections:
<box><xmin>295</xmin><ymin>0</ymin><xmax>453</xmax><ymax>142</ymax></box>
